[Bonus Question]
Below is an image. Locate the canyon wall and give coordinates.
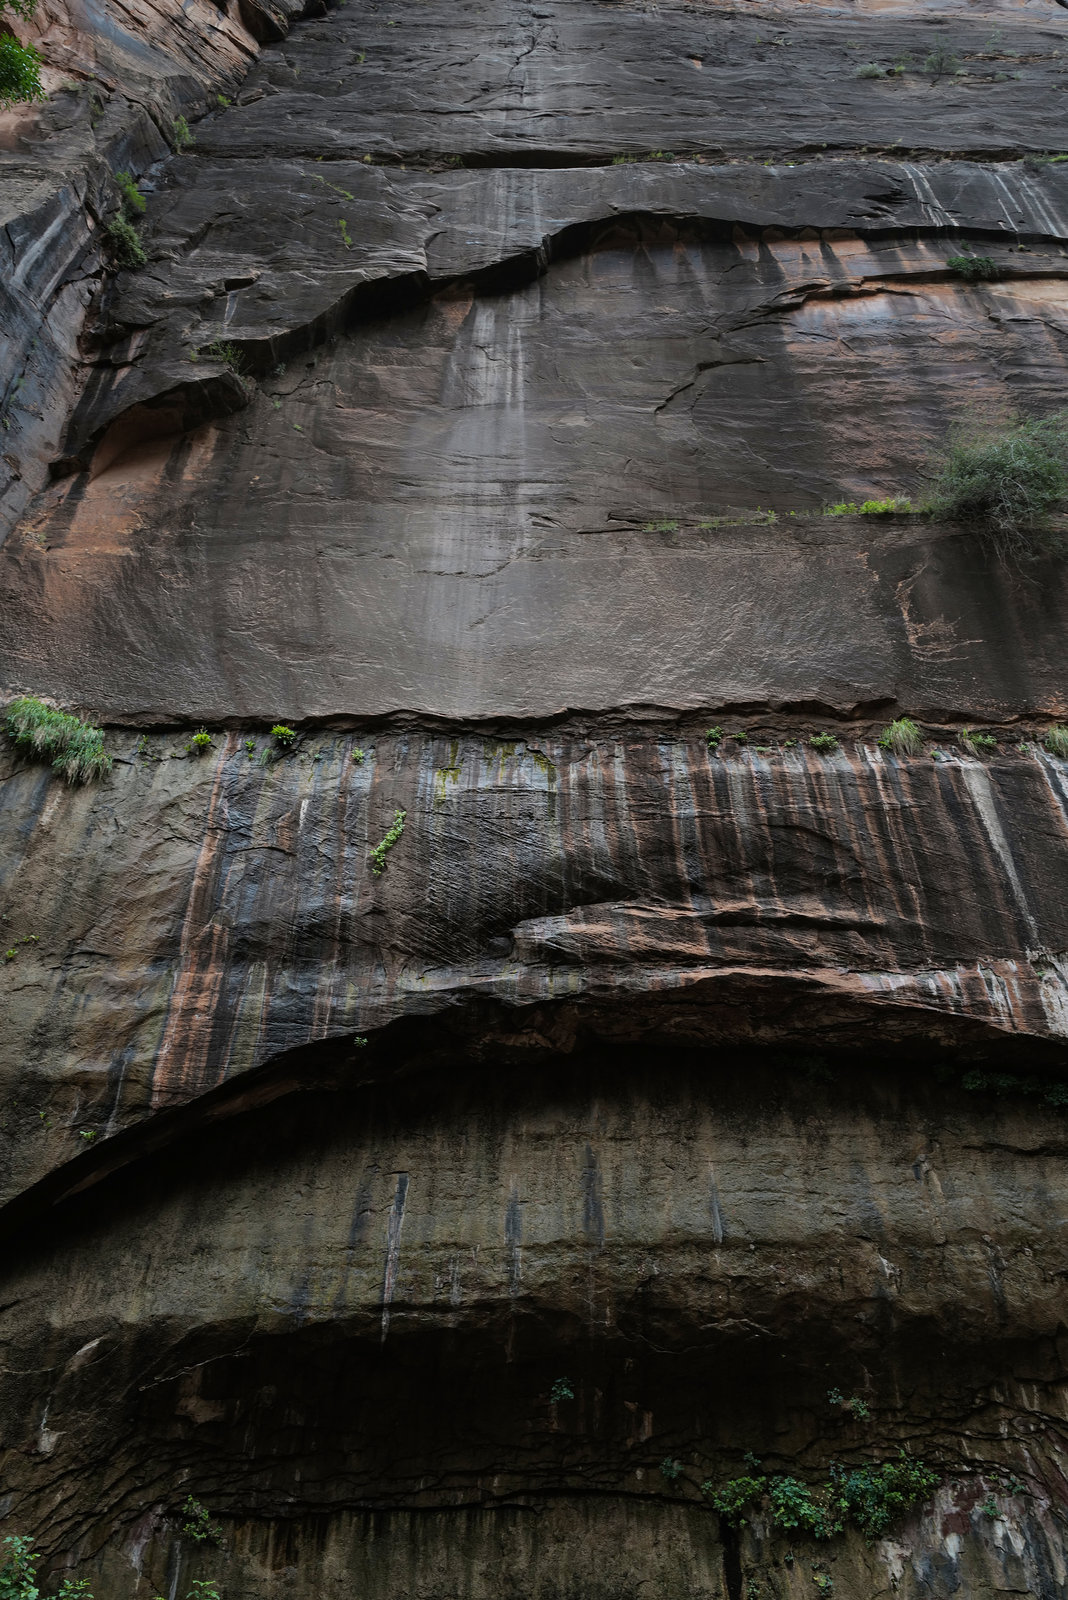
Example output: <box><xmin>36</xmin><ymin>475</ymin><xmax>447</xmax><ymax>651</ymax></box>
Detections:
<box><xmin>2</xmin><ymin>1</ymin><xmax>1068</xmax><ymax>1597</ymax></box>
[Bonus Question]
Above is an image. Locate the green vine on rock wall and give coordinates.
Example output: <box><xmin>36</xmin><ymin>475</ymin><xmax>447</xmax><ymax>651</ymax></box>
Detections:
<box><xmin>369</xmin><ymin>807</ymin><xmax>406</xmax><ymax>875</ymax></box>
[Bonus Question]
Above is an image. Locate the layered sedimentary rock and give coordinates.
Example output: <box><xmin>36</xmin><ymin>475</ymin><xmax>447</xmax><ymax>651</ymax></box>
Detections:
<box><xmin>2</xmin><ymin>0</ymin><xmax>1068</xmax><ymax>1596</ymax></box>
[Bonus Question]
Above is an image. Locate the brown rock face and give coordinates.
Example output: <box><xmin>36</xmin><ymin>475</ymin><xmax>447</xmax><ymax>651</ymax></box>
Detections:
<box><xmin>2</xmin><ymin>1</ymin><xmax>1068</xmax><ymax>1597</ymax></box>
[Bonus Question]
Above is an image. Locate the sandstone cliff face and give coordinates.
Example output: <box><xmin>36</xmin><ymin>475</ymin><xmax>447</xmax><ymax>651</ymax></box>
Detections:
<box><xmin>2</xmin><ymin>1</ymin><xmax>1068</xmax><ymax>1597</ymax></box>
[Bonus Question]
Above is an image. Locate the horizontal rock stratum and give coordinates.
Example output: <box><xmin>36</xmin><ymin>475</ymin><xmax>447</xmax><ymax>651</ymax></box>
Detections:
<box><xmin>1</xmin><ymin>0</ymin><xmax>1068</xmax><ymax>1597</ymax></box>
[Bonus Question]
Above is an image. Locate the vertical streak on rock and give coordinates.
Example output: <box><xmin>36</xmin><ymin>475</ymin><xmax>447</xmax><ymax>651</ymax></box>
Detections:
<box><xmin>709</xmin><ymin>1164</ymin><xmax>725</xmax><ymax>1245</ymax></box>
<box><xmin>381</xmin><ymin>1171</ymin><xmax>409</xmax><ymax>1343</ymax></box>
<box><xmin>506</xmin><ymin>1180</ymin><xmax>522</xmax><ymax>1297</ymax></box>
<box><xmin>150</xmin><ymin>738</ymin><xmax>238</xmax><ymax>1106</ymax></box>
<box><xmin>960</xmin><ymin>764</ymin><xmax>1038</xmax><ymax>944</ymax></box>
<box><xmin>582</xmin><ymin>1144</ymin><xmax>605</xmax><ymax>1249</ymax></box>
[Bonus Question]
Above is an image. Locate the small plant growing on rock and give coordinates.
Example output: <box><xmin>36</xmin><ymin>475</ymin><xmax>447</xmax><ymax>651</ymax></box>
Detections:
<box><xmin>113</xmin><ymin>169</ymin><xmax>146</xmax><ymax>219</ymax></box>
<box><xmin>809</xmin><ymin>732</ymin><xmax>839</xmax><ymax>753</ymax></box>
<box><xmin>370</xmin><ymin>807</ymin><xmax>406</xmax><ymax>875</ymax></box>
<box><xmin>979</xmin><ymin>1494</ymin><xmax>999</xmax><ymax>1518</ymax></box>
<box><xmin>172</xmin><ymin>114</ymin><xmax>194</xmax><ymax>150</ymax></box>
<box><xmin>923</xmin><ymin>42</ymin><xmax>961</xmax><ymax>78</ymax></box>
<box><xmin>828</xmin><ymin>1388</ymin><xmax>870</xmax><ymax>1420</ymax></box>
<box><xmin>878</xmin><ymin>717</ymin><xmax>923</xmax><ymax>756</ymax></box>
<box><xmin>1044</xmin><ymin>725</ymin><xmax>1068</xmax><ymax>756</ymax></box>
<box><xmin>105</xmin><ymin>216</ymin><xmax>146</xmax><ymax>269</ymax></box>
<box><xmin>947</xmin><ymin>254</ymin><xmax>997</xmax><ymax>281</ymax></box>
<box><xmin>925</xmin><ymin>410</ymin><xmax>1068</xmax><ymax>563</ymax></box>
<box><xmin>199</xmin><ymin>340</ymin><xmax>247</xmax><ymax>374</ymax></box>
<box><xmin>706</xmin><ymin>726</ymin><xmax>723</xmax><ymax>751</ymax></box>
<box><xmin>0</xmin><ymin>6</ymin><xmax>45</xmax><ymax>111</ymax></box>
<box><xmin>660</xmin><ymin>1457</ymin><xmax>684</xmax><ymax>1482</ymax></box>
<box><xmin>187</xmin><ymin>729</ymin><xmax>213</xmax><ymax>754</ymax></box>
<box><xmin>271</xmin><ymin>724</ymin><xmax>296</xmax><ymax>746</ymax></box>
<box><xmin>243</xmin><ymin>737</ymin><xmax>256</xmax><ymax>757</ymax></box>
<box><xmin>180</xmin><ymin>1496</ymin><xmax>223</xmax><ymax>1546</ymax></box>
<box><xmin>855</xmin><ymin>62</ymin><xmax>886</xmax><ymax>78</ymax></box>
<box><xmin>958</xmin><ymin>729</ymin><xmax>997</xmax><ymax>754</ymax></box>
<box><xmin>549</xmin><ymin>1377</ymin><xmax>574</xmax><ymax>1402</ymax></box>
<box><xmin>5</xmin><ymin>697</ymin><xmax>111</xmax><ymax>783</ymax></box>
<box><xmin>352</xmin><ymin>747</ymin><xmax>366</xmax><ymax>764</ymax></box>
<box><xmin>186</xmin><ymin>1584</ymin><xmax>221</xmax><ymax>1600</ymax></box>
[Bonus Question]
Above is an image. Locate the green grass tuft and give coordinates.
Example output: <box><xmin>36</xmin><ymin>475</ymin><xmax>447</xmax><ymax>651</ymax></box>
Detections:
<box><xmin>878</xmin><ymin>717</ymin><xmax>923</xmax><ymax>756</ymax></box>
<box><xmin>5</xmin><ymin>697</ymin><xmax>111</xmax><ymax>783</ymax></box>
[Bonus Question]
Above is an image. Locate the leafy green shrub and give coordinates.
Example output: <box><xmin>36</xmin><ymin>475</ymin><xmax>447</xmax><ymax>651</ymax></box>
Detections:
<box><xmin>172</xmin><ymin>114</ymin><xmax>194</xmax><ymax>150</ymax></box>
<box><xmin>0</xmin><ymin>1534</ymin><xmax>40</xmax><ymax>1600</ymax></box>
<box><xmin>703</xmin><ymin>1473</ymin><xmax>767</xmax><ymax>1526</ymax></box>
<box><xmin>180</xmin><ymin>1496</ymin><xmax>223</xmax><ymax>1545</ymax></box>
<box><xmin>830</xmin><ymin>1457</ymin><xmax>939</xmax><ymax>1540</ymax></box>
<box><xmin>946</xmin><ymin>254</ymin><xmax>997</xmax><ymax>281</ymax></box>
<box><xmin>186</xmin><ymin>1583</ymin><xmax>220</xmax><ymax>1600</ymax></box>
<box><xmin>809</xmin><ymin>732</ymin><xmax>839</xmax><ymax>753</ymax></box>
<box><xmin>855</xmin><ymin>62</ymin><xmax>885</xmax><ymax>78</ymax></box>
<box><xmin>878</xmin><ymin>717</ymin><xmax>923</xmax><ymax>756</ymax></box>
<box><xmin>702</xmin><ymin>1456</ymin><xmax>938</xmax><ymax>1543</ymax></box>
<box><xmin>5</xmin><ymin>697</ymin><xmax>111</xmax><ymax>783</ymax></box>
<box><xmin>0</xmin><ymin>32</ymin><xmax>44</xmax><ymax>108</ymax></box>
<box><xmin>187</xmin><ymin>729</ymin><xmax>212</xmax><ymax>754</ymax></box>
<box><xmin>660</xmin><ymin>1457</ymin><xmax>683</xmax><ymax>1481</ymax></box>
<box><xmin>923</xmin><ymin>42</ymin><xmax>961</xmax><ymax>77</ymax></box>
<box><xmin>769</xmin><ymin>1476</ymin><xmax>840</xmax><ymax>1539</ymax></box>
<box><xmin>1044</xmin><ymin>725</ymin><xmax>1068</xmax><ymax>756</ymax></box>
<box><xmin>370</xmin><ymin>807</ymin><xmax>406</xmax><ymax>875</ymax></box>
<box><xmin>113</xmin><ymin>169</ymin><xmax>146</xmax><ymax>218</ymax></box>
<box><xmin>271</xmin><ymin>723</ymin><xmax>296</xmax><ymax>746</ymax></box>
<box><xmin>199</xmin><ymin>340</ymin><xmax>246</xmax><ymax>374</ymax></box>
<box><xmin>706</xmin><ymin>725</ymin><xmax>723</xmax><ymax>750</ymax></box>
<box><xmin>925</xmin><ymin>410</ymin><xmax>1068</xmax><ymax>563</ymax></box>
<box><xmin>105</xmin><ymin>216</ymin><xmax>146</xmax><ymax>269</ymax></box>
<box><xmin>549</xmin><ymin>1377</ymin><xmax>574</xmax><ymax>1403</ymax></box>
<box><xmin>352</xmin><ymin>746</ymin><xmax>366</xmax><ymax>764</ymax></box>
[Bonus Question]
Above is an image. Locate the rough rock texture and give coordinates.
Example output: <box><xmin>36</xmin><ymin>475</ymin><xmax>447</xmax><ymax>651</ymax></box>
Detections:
<box><xmin>2</xmin><ymin>0</ymin><xmax>1068</xmax><ymax>1596</ymax></box>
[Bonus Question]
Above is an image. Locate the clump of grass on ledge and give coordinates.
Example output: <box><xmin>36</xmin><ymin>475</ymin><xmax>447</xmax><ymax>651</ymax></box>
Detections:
<box><xmin>825</xmin><ymin>497</ymin><xmax>912</xmax><ymax>517</ymax></box>
<box><xmin>855</xmin><ymin>62</ymin><xmax>886</xmax><ymax>78</ymax></box>
<box><xmin>187</xmin><ymin>728</ymin><xmax>213</xmax><ymax>755</ymax></box>
<box><xmin>958</xmin><ymin>728</ymin><xmax>997</xmax><ymax>754</ymax></box>
<box><xmin>925</xmin><ymin>410</ymin><xmax>1068</xmax><ymax>565</ymax></box>
<box><xmin>878</xmin><ymin>717</ymin><xmax>923</xmax><ymax>756</ymax></box>
<box><xmin>4</xmin><ymin>697</ymin><xmax>111</xmax><ymax>783</ymax></box>
<box><xmin>809</xmin><ymin>732</ymin><xmax>839</xmax><ymax>753</ymax></box>
<box><xmin>1044</xmin><ymin>726</ymin><xmax>1068</xmax><ymax>757</ymax></box>
<box><xmin>946</xmin><ymin>253</ymin><xmax>998</xmax><ymax>281</ymax></box>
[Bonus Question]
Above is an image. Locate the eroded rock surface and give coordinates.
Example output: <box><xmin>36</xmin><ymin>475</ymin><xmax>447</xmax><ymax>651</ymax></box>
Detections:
<box><xmin>2</xmin><ymin>0</ymin><xmax>1068</xmax><ymax>1595</ymax></box>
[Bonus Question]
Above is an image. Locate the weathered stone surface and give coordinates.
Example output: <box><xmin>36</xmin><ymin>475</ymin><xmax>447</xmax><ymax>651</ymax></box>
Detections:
<box><xmin>0</xmin><ymin>0</ymin><xmax>314</xmax><ymax>544</ymax></box>
<box><xmin>3</xmin><ymin>0</ymin><xmax>1068</xmax><ymax>1596</ymax></box>
<box><xmin>3</xmin><ymin>729</ymin><xmax>1068</xmax><ymax>1214</ymax></box>
<box><xmin>7</xmin><ymin>173</ymin><xmax>1068</xmax><ymax>719</ymax></box>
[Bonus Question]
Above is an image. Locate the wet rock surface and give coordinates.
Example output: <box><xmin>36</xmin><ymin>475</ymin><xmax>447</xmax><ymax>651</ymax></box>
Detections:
<box><xmin>2</xmin><ymin>0</ymin><xmax>1068</xmax><ymax>1595</ymax></box>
